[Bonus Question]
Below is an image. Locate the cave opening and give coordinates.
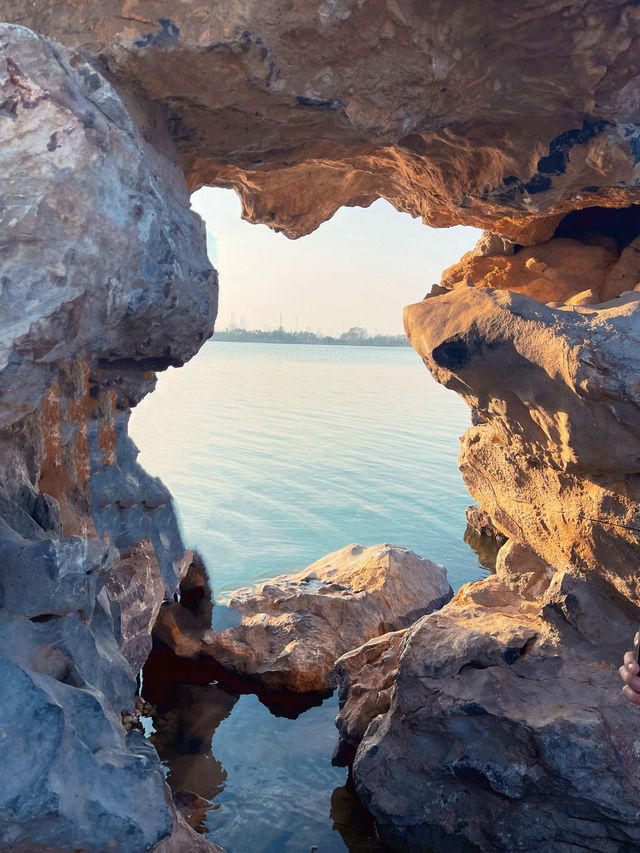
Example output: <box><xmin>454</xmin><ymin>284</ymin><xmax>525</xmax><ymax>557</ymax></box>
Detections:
<box><xmin>128</xmin><ymin>188</ymin><xmax>487</xmax><ymax>851</ymax></box>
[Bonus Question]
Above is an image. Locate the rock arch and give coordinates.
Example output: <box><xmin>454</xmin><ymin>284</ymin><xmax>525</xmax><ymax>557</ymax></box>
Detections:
<box><xmin>1</xmin><ymin>3</ymin><xmax>640</xmax><ymax>850</ymax></box>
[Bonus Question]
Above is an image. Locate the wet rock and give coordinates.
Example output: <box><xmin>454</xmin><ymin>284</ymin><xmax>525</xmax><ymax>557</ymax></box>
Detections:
<box><xmin>157</xmin><ymin>543</ymin><xmax>452</xmax><ymax>693</ymax></box>
<box><xmin>351</xmin><ymin>552</ymin><xmax>640</xmax><ymax>851</ymax></box>
<box><xmin>464</xmin><ymin>505</ymin><xmax>507</xmax><ymax>543</ymax></box>
<box><xmin>172</xmin><ymin>790</ymin><xmax>214</xmax><ymax>831</ymax></box>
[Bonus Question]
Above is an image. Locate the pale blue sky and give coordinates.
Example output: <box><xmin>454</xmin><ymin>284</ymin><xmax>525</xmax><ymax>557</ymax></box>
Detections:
<box><xmin>191</xmin><ymin>188</ymin><xmax>480</xmax><ymax>336</ymax></box>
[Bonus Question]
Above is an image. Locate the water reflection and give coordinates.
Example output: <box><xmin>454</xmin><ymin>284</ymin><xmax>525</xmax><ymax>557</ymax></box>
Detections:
<box><xmin>142</xmin><ymin>641</ymin><xmax>387</xmax><ymax>852</ymax></box>
<box><xmin>330</xmin><ymin>783</ymin><xmax>392</xmax><ymax>852</ymax></box>
<box><xmin>463</xmin><ymin>524</ymin><xmax>501</xmax><ymax>574</ymax></box>
<box><xmin>150</xmin><ymin>682</ymin><xmax>237</xmax><ymax>804</ymax></box>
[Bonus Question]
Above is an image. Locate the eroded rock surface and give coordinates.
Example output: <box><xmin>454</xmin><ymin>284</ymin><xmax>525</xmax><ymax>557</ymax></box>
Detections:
<box><xmin>405</xmin><ymin>285</ymin><xmax>640</xmax><ymax>593</ymax></box>
<box><xmin>3</xmin><ymin>3</ymin><xmax>640</xmax><ymax>241</ymax></box>
<box><xmin>4</xmin><ymin>3</ymin><xmax>640</xmax><ymax>852</ymax></box>
<box><xmin>333</xmin><ymin>628</ymin><xmax>406</xmax><ymax>768</ymax></box>
<box><xmin>0</xmin><ymin>25</ymin><xmax>219</xmax><ymax>853</ymax></box>
<box><xmin>464</xmin><ymin>505</ymin><xmax>507</xmax><ymax>544</ymax></box>
<box><xmin>155</xmin><ymin>543</ymin><xmax>452</xmax><ymax>693</ymax></box>
<box><xmin>348</xmin><ymin>543</ymin><xmax>640</xmax><ymax>851</ymax></box>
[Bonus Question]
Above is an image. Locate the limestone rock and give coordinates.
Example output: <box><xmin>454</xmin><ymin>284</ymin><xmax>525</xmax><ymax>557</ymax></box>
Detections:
<box><xmin>472</xmin><ymin>232</ymin><xmax>518</xmax><ymax>258</ymax></box>
<box><xmin>157</xmin><ymin>544</ymin><xmax>452</xmax><ymax>693</ymax></box>
<box><xmin>0</xmin><ymin>26</ymin><xmax>220</xmax><ymax>852</ymax></box>
<box><xmin>464</xmin><ymin>505</ymin><xmax>507</xmax><ymax>543</ymax></box>
<box><xmin>602</xmin><ymin>233</ymin><xmax>640</xmax><ymax>301</ymax></box>
<box><xmin>404</xmin><ymin>286</ymin><xmax>640</xmax><ymax>477</ymax></box>
<box><xmin>0</xmin><ymin>24</ymin><xmax>216</xmax><ymax>429</ymax></box>
<box><xmin>5</xmin><ymin>4</ymin><xmax>640</xmax><ymax>241</ymax></box>
<box><xmin>333</xmin><ymin>628</ymin><xmax>406</xmax><ymax>767</ymax></box>
<box><xmin>440</xmin><ymin>237</ymin><xmax>617</xmax><ymax>304</ymax></box>
<box><xmin>105</xmin><ymin>539</ymin><xmax>167</xmax><ymax>673</ymax></box>
<box><xmin>351</xmin><ymin>551</ymin><xmax>640</xmax><ymax>851</ymax></box>
<box><xmin>459</xmin><ymin>421</ymin><xmax>640</xmax><ymax>601</ymax></box>
<box><xmin>405</xmin><ymin>285</ymin><xmax>640</xmax><ymax>589</ymax></box>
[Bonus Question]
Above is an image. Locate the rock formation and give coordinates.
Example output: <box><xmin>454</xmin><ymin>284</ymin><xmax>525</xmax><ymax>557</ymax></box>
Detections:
<box><xmin>0</xmin><ymin>23</ymin><xmax>219</xmax><ymax>853</ymax></box>
<box><xmin>154</xmin><ymin>543</ymin><xmax>452</xmax><ymax>693</ymax></box>
<box><xmin>3</xmin><ymin>2</ymin><xmax>640</xmax><ymax>851</ymax></box>
<box><xmin>333</xmin><ymin>628</ymin><xmax>407</xmax><ymax>768</ymax></box>
<box><xmin>4</xmin><ymin>2</ymin><xmax>640</xmax><ymax>242</ymax></box>
<box><xmin>347</xmin><ymin>543</ymin><xmax>640</xmax><ymax>851</ymax></box>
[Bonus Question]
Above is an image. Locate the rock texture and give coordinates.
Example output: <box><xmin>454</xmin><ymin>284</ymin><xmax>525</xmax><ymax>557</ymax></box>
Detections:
<box><xmin>350</xmin><ymin>543</ymin><xmax>640</xmax><ymax>852</ymax></box>
<box><xmin>404</xmin><ymin>286</ymin><xmax>640</xmax><ymax>592</ymax></box>
<box><xmin>464</xmin><ymin>505</ymin><xmax>507</xmax><ymax>544</ymax></box>
<box><xmin>0</xmin><ymin>24</ymin><xmax>219</xmax><ymax>853</ymax></box>
<box><xmin>5</xmin><ymin>3</ymin><xmax>640</xmax><ymax>852</ymax></box>
<box><xmin>3</xmin><ymin>3</ymin><xmax>640</xmax><ymax>241</ymax></box>
<box><xmin>440</xmin><ymin>237</ymin><xmax>619</xmax><ymax>304</ymax></box>
<box><xmin>155</xmin><ymin>543</ymin><xmax>452</xmax><ymax>693</ymax></box>
<box><xmin>333</xmin><ymin>628</ymin><xmax>407</xmax><ymax>768</ymax></box>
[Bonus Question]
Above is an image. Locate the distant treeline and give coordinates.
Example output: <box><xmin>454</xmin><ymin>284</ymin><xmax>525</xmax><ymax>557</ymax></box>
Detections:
<box><xmin>212</xmin><ymin>327</ymin><xmax>412</xmax><ymax>347</ymax></box>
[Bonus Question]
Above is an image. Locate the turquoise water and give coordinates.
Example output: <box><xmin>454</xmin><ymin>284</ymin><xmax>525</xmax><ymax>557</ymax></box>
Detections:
<box><xmin>131</xmin><ymin>340</ymin><xmax>488</xmax><ymax>852</ymax></box>
<box><xmin>130</xmin><ymin>340</ymin><xmax>488</xmax><ymax>594</ymax></box>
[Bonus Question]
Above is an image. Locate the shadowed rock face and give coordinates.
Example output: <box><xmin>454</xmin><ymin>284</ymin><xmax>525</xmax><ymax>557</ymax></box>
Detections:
<box><xmin>3</xmin><ymin>3</ymin><xmax>640</xmax><ymax>852</ymax></box>
<box><xmin>350</xmin><ymin>545</ymin><xmax>640</xmax><ymax>852</ymax></box>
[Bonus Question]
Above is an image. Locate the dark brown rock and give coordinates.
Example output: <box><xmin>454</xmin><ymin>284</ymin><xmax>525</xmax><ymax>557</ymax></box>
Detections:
<box><xmin>464</xmin><ymin>505</ymin><xmax>507</xmax><ymax>544</ymax></box>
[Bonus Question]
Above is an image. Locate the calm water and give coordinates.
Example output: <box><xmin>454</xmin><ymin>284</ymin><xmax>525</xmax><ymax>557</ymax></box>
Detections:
<box><xmin>131</xmin><ymin>341</ymin><xmax>488</xmax><ymax>593</ymax></box>
<box><xmin>130</xmin><ymin>341</ymin><xmax>489</xmax><ymax>852</ymax></box>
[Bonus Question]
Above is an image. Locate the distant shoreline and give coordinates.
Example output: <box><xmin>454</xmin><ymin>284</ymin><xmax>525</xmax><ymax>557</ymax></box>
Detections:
<box><xmin>211</xmin><ymin>329</ymin><xmax>411</xmax><ymax>347</ymax></box>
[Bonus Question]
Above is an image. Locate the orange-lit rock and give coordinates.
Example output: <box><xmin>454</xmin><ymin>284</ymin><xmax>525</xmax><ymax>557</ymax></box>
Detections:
<box><xmin>440</xmin><ymin>238</ymin><xmax>617</xmax><ymax>304</ymax></box>
<box><xmin>156</xmin><ymin>544</ymin><xmax>452</xmax><ymax>693</ymax></box>
<box><xmin>4</xmin><ymin>2</ymin><xmax>640</xmax><ymax>240</ymax></box>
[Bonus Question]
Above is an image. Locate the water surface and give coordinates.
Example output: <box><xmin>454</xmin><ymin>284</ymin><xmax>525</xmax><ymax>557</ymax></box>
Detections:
<box><xmin>131</xmin><ymin>341</ymin><xmax>489</xmax><ymax>593</ymax></box>
<box><xmin>131</xmin><ymin>341</ymin><xmax>489</xmax><ymax>852</ymax></box>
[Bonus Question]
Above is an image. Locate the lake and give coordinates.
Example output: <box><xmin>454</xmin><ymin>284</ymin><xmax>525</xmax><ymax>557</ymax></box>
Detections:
<box><xmin>130</xmin><ymin>340</ymin><xmax>491</xmax><ymax>852</ymax></box>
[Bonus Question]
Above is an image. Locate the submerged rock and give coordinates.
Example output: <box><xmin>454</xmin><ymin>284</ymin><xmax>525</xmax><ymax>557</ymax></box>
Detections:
<box><xmin>464</xmin><ymin>505</ymin><xmax>507</xmax><ymax>543</ymax></box>
<box><xmin>155</xmin><ymin>543</ymin><xmax>452</xmax><ymax>693</ymax></box>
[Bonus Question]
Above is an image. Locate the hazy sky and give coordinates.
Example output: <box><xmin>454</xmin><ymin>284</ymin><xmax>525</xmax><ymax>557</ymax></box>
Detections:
<box><xmin>192</xmin><ymin>188</ymin><xmax>480</xmax><ymax>336</ymax></box>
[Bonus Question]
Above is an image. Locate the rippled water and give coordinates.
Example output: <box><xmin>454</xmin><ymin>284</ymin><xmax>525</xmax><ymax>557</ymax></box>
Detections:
<box><xmin>130</xmin><ymin>341</ymin><xmax>489</xmax><ymax>852</ymax></box>
<box><xmin>131</xmin><ymin>340</ymin><xmax>489</xmax><ymax>593</ymax></box>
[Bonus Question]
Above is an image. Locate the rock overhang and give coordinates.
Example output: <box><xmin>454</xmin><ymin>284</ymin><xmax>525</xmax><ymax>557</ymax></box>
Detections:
<box><xmin>3</xmin><ymin>1</ymin><xmax>640</xmax><ymax>240</ymax></box>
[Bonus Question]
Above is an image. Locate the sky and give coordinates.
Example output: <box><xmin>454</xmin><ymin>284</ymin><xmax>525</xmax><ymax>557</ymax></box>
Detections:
<box><xmin>191</xmin><ymin>188</ymin><xmax>480</xmax><ymax>337</ymax></box>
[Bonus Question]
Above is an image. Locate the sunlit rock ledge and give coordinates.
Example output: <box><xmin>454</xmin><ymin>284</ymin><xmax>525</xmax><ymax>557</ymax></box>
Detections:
<box><xmin>152</xmin><ymin>543</ymin><xmax>452</xmax><ymax>694</ymax></box>
<box><xmin>3</xmin><ymin>1</ymin><xmax>640</xmax><ymax>850</ymax></box>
